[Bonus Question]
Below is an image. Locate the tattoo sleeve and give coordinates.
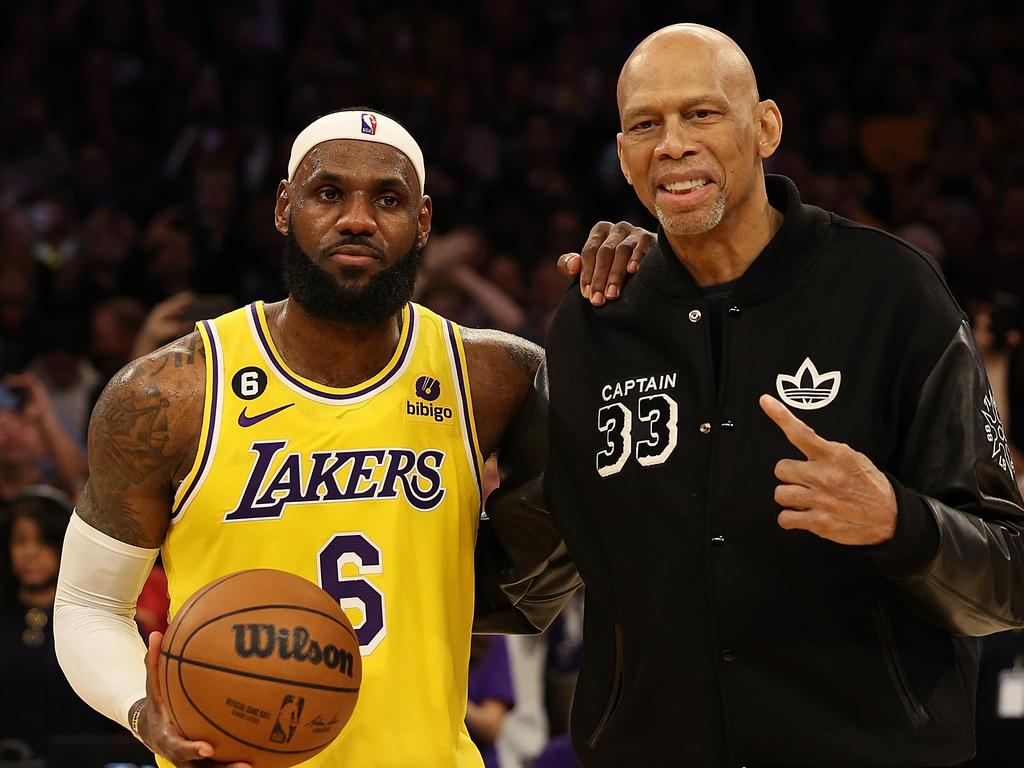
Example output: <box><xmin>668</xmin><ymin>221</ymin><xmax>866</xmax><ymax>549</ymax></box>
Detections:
<box><xmin>80</xmin><ymin>335</ymin><xmax>204</xmax><ymax>547</ymax></box>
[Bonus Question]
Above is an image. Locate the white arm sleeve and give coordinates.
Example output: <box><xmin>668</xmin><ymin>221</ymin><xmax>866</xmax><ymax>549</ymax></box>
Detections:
<box><xmin>54</xmin><ymin>511</ymin><xmax>159</xmax><ymax>729</ymax></box>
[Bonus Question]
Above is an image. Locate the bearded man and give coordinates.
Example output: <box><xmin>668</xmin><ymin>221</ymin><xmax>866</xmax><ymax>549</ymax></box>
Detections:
<box><xmin>52</xmin><ymin>110</ymin><xmax>637</xmax><ymax>768</ymax></box>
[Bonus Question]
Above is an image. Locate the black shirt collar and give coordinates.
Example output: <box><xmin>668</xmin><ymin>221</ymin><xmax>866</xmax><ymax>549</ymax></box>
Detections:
<box><xmin>636</xmin><ymin>175</ymin><xmax>833</xmax><ymax>303</ymax></box>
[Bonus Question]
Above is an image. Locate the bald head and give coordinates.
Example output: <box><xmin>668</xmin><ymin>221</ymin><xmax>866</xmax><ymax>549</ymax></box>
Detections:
<box><xmin>613</xmin><ymin>23</ymin><xmax>782</xmax><ymax>246</ymax></box>
<box><xmin>617</xmin><ymin>24</ymin><xmax>758</xmax><ymax>118</ymax></box>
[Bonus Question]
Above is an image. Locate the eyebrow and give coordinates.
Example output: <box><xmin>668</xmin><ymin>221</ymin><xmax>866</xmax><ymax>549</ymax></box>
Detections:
<box><xmin>374</xmin><ymin>176</ymin><xmax>412</xmax><ymax>191</ymax></box>
<box><xmin>307</xmin><ymin>171</ymin><xmax>346</xmax><ymax>185</ymax></box>
<box><xmin>306</xmin><ymin>171</ymin><xmax>412</xmax><ymax>191</ymax></box>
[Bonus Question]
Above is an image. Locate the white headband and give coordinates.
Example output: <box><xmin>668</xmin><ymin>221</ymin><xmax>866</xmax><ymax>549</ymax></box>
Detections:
<box><xmin>287</xmin><ymin>110</ymin><xmax>425</xmax><ymax>195</ymax></box>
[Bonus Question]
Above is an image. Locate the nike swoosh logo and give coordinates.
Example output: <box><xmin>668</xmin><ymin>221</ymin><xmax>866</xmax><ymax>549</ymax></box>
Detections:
<box><xmin>238</xmin><ymin>403</ymin><xmax>295</xmax><ymax>427</ymax></box>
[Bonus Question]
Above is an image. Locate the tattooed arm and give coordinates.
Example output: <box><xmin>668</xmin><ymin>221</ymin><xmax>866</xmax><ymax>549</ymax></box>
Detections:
<box><xmin>463</xmin><ymin>330</ymin><xmax>582</xmax><ymax>634</ymax></box>
<box><xmin>54</xmin><ymin>333</ymin><xmax>245</xmax><ymax>767</ymax></box>
<box><xmin>77</xmin><ymin>331</ymin><xmax>205</xmax><ymax>545</ymax></box>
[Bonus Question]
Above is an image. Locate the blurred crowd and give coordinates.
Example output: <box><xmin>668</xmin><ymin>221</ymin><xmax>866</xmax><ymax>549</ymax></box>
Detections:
<box><xmin>1</xmin><ymin>0</ymin><xmax>1022</xmax><ymax>765</ymax></box>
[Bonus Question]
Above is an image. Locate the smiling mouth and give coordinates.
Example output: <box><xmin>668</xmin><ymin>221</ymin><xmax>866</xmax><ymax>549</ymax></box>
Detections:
<box><xmin>660</xmin><ymin>179</ymin><xmax>711</xmax><ymax>193</ymax></box>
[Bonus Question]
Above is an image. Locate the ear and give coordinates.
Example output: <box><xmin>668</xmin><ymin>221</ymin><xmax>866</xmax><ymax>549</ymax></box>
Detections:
<box><xmin>756</xmin><ymin>100</ymin><xmax>783</xmax><ymax>159</ymax></box>
<box><xmin>616</xmin><ymin>133</ymin><xmax>633</xmax><ymax>186</ymax></box>
<box><xmin>416</xmin><ymin>195</ymin><xmax>433</xmax><ymax>249</ymax></box>
<box><xmin>274</xmin><ymin>180</ymin><xmax>290</xmax><ymax>235</ymax></box>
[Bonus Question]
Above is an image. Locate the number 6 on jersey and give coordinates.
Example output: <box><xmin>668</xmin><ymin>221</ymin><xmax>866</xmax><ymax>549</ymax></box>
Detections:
<box><xmin>318</xmin><ymin>533</ymin><xmax>386</xmax><ymax>654</ymax></box>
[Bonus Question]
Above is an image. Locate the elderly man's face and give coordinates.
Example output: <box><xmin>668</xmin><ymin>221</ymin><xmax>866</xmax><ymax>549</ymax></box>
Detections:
<box><xmin>616</xmin><ymin>36</ymin><xmax>775</xmax><ymax>237</ymax></box>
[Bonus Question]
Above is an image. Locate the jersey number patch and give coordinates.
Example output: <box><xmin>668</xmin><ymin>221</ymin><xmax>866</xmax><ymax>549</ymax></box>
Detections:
<box><xmin>596</xmin><ymin>394</ymin><xmax>678</xmax><ymax>476</ymax></box>
<box><xmin>318</xmin><ymin>533</ymin><xmax>386</xmax><ymax>655</ymax></box>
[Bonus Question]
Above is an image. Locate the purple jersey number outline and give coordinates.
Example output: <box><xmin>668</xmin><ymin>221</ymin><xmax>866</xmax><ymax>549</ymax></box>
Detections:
<box><xmin>318</xmin><ymin>533</ymin><xmax>386</xmax><ymax>654</ymax></box>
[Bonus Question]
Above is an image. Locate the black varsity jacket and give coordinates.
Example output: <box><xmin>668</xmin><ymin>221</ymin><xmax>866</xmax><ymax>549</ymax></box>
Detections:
<box><xmin>543</xmin><ymin>176</ymin><xmax>1024</xmax><ymax>767</ymax></box>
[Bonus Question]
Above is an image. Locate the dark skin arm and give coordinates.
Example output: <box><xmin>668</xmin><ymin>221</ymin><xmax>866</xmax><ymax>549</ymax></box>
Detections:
<box><xmin>78</xmin><ymin>331</ymin><xmax>204</xmax><ymax>546</ymax></box>
<box><xmin>461</xmin><ymin>328</ymin><xmax>542</xmax><ymax>457</ymax></box>
<box><xmin>76</xmin><ymin>332</ymin><xmax>250</xmax><ymax>768</ymax></box>
<box><xmin>464</xmin><ymin>329</ymin><xmax>582</xmax><ymax>634</ymax></box>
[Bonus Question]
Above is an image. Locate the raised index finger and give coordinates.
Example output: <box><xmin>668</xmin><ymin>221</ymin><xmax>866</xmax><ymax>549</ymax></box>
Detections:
<box><xmin>759</xmin><ymin>394</ymin><xmax>830</xmax><ymax>459</ymax></box>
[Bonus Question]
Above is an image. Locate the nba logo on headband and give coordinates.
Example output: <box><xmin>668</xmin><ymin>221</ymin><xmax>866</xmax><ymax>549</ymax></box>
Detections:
<box><xmin>287</xmin><ymin>110</ymin><xmax>425</xmax><ymax>193</ymax></box>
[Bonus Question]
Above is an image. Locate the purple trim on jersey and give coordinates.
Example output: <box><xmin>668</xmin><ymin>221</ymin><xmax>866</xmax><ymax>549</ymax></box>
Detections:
<box><xmin>248</xmin><ymin>303</ymin><xmax>415</xmax><ymax>401</ymax></box>
<box><xmin>173</xmin><ymin>319</ymin><xmax>220</xmax><ymax>515</ymax></box>
<box><xmin>445</xmin><ymin>320</ymin><xmax>483</xmax><ymax>493</ymax></box>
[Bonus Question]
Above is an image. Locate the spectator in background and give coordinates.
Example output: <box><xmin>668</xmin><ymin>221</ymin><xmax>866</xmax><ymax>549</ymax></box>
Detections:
<box><xmin>497</xmin><ymin>592</ymin><xmax>585</xmax><ymax>768</ymax></box>
<box><xmin>0</xmin><ymin>487</ymin><xmax>118</xmax><ymax>760</ymax></box>
<box><xmin>188</xmin><ymin>153</ymin><xmax>247</xmax><ymax>297</ymax></box>
<box><xmin>139</xmin><ymin>207</ymin><xmax>199</xmax><ymax>303</ymax></box>
<box><xmin>417</xmin><ymin>228</ymin><xmax>527</xmax><ymax>334</ymax></box>
<box><xmin>88</xmin><ymin>296</ymin><xmax>147</xmax><ymax>385</ymax></box>
<box><xmin>0</xmin><ymin>373</ymin><xmax>86</xmax><ymax>502</ymax></box>
<box><xmin>130</xmin><ymin>291</ymin><xmax>196</xmax><ymax>360</ymax></box>
<box><xmin>970</xmin><ymin>628</ymin><xmax>1024</xmax><ymax>767</ymax></box>
<box><xmin>524</xmin><ymin>260</ymin><xmax>569</xmax><ymax>341</ymax></box>
<box><xmin>497</xmin><ymin>633</ymin><xmax>549</xmax><ymax>768</ymax></box>
<box><xmin>50</xmin><ymin>206</ymin><xmax>137</xmax><ymax>314</ymax></box>
<box><xmin>0</xmin><ymin>265</ymin><xmax>37</xmax><ymax>375</ymax></box>
<box><xmin>26</xmin><ymin>317</ymin><xmax>100</xmax><ymax>447</ymax></box>
<box><xmin>467</xmin><ymin>635</ymin><xmax>515</xmax><ymax>768</ymax></box>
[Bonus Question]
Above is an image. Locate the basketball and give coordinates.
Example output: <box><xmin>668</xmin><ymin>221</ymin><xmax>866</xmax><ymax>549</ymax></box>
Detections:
<box><xmin>158</xmin><ymin>569</ymin><xmax>361</xmax><ymax>768</ymax></box>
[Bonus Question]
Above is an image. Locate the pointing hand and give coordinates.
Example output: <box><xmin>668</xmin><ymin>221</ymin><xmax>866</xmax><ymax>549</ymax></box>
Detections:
<box><xmin>759</xmin><ymin>394</ymin><xmax>897</xmax><ymax>546</ymax></box>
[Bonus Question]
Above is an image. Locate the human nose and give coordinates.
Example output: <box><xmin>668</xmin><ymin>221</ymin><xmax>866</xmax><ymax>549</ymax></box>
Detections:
<box><xmin>655</xmin><ymin>116</ymin><xmax>697</xmax><ymax>160</ymax></box>
<box><xmin>333</xmin><ymin>194</ymin><xmax>378</xmax><ymax>236</ymax></box>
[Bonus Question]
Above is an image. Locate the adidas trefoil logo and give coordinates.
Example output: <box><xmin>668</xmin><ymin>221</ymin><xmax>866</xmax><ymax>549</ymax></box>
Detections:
<box><xmin>776</xmin><ymin>358</ymin><xmax>841</xmax><ymax>410</ymax></box>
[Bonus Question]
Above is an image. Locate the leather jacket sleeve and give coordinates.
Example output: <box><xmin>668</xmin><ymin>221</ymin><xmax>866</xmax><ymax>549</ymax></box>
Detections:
<box><xmin>473</xmin><ymin>361</ymin><xmax>583</xmax><ymax>634</ymax></box>
<box><xmin>865</xmin><ymin>322</ymin><xmax>1024</xmax><ymax>635</ymax></box>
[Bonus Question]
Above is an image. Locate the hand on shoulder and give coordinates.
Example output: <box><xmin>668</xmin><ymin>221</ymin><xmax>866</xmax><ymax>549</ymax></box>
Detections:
<box><xmin>557</xmin><ymin>221</ymin><xmax>656</xmax><ymax>306</ymax></box>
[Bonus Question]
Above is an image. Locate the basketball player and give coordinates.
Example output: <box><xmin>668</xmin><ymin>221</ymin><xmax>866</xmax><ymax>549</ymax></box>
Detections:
<box><xmin>544</xmin><ymin>24</ymin><xmax>1024</xmax><ymax>767</ymax></box>
<box><xmin>50</xmin><ymin>110</ymin><xmax>631</xmax><ymax>768</ymax></box>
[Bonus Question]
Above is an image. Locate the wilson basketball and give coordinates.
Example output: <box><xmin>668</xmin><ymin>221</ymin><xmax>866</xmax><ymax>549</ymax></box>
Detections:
<box><xmin>158</xmin><ymin>569</ymin><xmax>361</xmax><ymax>768</ymax></box>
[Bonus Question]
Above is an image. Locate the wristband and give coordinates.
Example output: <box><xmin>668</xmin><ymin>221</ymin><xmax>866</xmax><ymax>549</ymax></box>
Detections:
<box><xmin>129</xmin><ymin>700</ymin><xmax>146</xmax><ymax>740</ymax></box>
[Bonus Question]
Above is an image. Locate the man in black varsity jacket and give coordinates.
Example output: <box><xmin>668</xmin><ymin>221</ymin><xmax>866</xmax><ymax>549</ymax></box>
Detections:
<box><xmin>544</xmin><ymin>23</ymin><xmax>1024</xmax><ymax>768</ymax></box>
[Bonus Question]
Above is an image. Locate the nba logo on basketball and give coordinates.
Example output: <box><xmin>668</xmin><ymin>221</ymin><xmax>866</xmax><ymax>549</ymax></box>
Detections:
<box><xmin>361</xmin><ymin>113</ymin><xmax>377</xmax><ymax>135</ymax></box>
<box><xmin>270</xmin><ymin>694</ymin><xmax>304</xmax><ymax>744</ymax></box>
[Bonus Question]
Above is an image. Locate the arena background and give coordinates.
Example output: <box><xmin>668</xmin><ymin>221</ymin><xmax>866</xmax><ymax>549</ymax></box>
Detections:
<box><xmin>1</xmin><ymin>1</ymin><xmax>1022</xmax><ymax>766</ymax></box>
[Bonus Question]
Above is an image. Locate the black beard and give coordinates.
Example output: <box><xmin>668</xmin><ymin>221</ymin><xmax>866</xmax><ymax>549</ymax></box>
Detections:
<box><xmin>281</xmin><ymin>231</ymin><xmax>421</xmax><ymax>325</ymax></box>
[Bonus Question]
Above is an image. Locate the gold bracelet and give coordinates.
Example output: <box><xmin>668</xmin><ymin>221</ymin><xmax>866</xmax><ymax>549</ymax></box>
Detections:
<box><xmin>130</xmin><ymin>700</ymin><xmax>146</xmax><ymax>738</ymax></box>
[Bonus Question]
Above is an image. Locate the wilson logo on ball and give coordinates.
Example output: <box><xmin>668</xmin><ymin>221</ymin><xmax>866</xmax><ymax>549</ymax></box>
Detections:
<box><xmin>232</xmin><ymin>624</ymin><xmax>356</xmax><ymax>678</ymax></box>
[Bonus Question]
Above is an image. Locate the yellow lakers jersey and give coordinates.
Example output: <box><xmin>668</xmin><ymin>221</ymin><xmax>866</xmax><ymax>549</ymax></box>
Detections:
<box><xmin>161</xmin><ymin>301</ymin><xmax>485</xmax><ymax>768</ymax></box>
